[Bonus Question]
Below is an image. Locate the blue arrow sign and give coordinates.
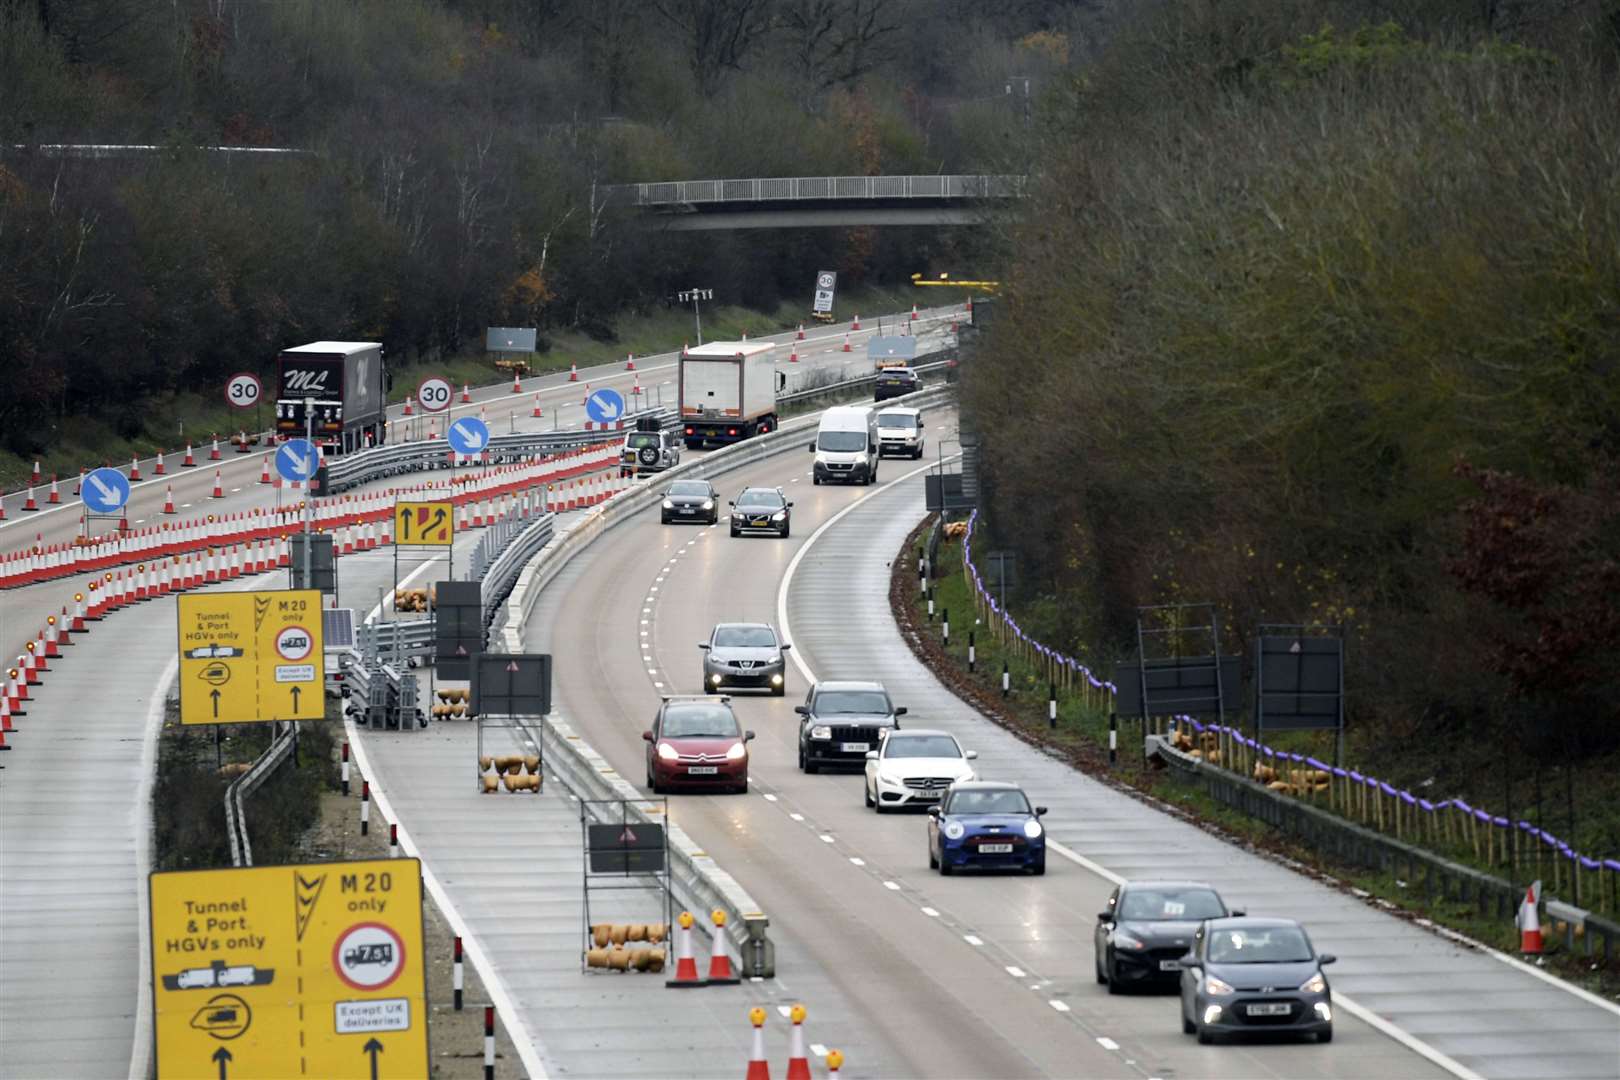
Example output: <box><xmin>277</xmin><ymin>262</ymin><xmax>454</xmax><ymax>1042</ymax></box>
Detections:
<box><xmin>447</xmin><ymin>417</ymin><xmax>490</xmax><ymax>456</ymax></box>
<box><xmin>585</xmin><ymin>388</ymin><xmax>625</xmax><ymax>424</ymax></box>
<box><xmin>81</xmin><ymin>467</ymin><xmax>131</xmax><ymax>514</ymax></box>
<box><xmin>275</xmin><ymin>439</ymin><xmax>321</xmax><ymax>483</ymax></box>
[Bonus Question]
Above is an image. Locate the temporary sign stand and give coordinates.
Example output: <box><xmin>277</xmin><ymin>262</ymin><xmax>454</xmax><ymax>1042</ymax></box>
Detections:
<box><xmin>578</xmin><ymin>798</ymin><xmax>672</xmax><ymax>972</ymax></box>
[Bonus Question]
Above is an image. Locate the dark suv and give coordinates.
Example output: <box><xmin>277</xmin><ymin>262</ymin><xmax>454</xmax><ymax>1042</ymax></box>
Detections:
<box><xmin>874</xmin><ymin>366</ymin><xmax>919</xmax><ymax>401</ymax></box>
<box><xmin>796</xmin><ymin>680</ymin><xmax>905</xmax><ymax>772</ymax></box>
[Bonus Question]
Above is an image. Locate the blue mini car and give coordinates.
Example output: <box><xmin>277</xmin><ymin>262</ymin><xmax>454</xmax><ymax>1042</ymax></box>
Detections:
<box><xmin>926</xmin><ymin>780</ymin><xmax>1047</xmax><ymax>875</ymax></box>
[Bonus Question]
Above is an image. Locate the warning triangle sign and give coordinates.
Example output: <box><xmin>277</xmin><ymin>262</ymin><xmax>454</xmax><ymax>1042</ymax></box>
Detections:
<box><xmin>455</xmin><ymin>644</ymin><xmax>468</xmax><ymax>655</ymax></box>
<box><xmin>506</xmin><ymin>661</ymin><xmax>520</xmax><ymax>672</ymax></box>
<box><xmin>619</xmin><ymin>826</ymin><xmax>637</xmax><ymax>843</ymax></box>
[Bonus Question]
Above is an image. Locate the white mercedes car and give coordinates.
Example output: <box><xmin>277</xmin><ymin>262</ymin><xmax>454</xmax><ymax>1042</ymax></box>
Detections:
<box><xmin>863</xmin><ymin>728</ymin><xmax>977</xmax><ymax>812</ymax></box>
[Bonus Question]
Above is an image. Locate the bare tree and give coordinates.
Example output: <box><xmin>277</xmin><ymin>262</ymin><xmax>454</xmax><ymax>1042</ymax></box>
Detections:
<box><xmin>777</xmin><ymin>0</ymin><xmax>900</xmax><ymax>101</ymax></box>
<box><xmin>652</xmin><ymin>0</ymin><xmax>776</xmax><ymax>96</ymax></box>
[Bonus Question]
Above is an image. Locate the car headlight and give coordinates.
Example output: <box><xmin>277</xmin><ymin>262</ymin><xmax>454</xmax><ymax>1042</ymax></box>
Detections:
<box><xmin>701</xmin><ymin>499</ymin><xmax>714</xmax><ymax>510</ymax></box>
<box><xmin>656</xmin><ymin>742</ymin><xmax>679</xmax><ymax>761</ymax></box>
<box><xmin>1299</xmin><ymin>972</ymin><xmax>1327</xmax><ymax>994</ymax></box>
<box><xmin>772</xmin><ymin>510</ymin><xmax>787</xmax><ymax>521</ymax></box>
<box><xmin>1023</xmin><ymin>819</ymin><xmax>1043</xmax><ymax>839</ymax></box>
<box><xmin>1112</xmin><ymin>930</ymin><xmax>1147</xmax><ymax>951</ymax></box>
<box><xmin>1204</xmin><ymin>974</ymin><xmax>1235</xmax><ymax>995</ymax></box>
<box><xmin>724</xmin><ymin>742</ymin><xmax>747</xmax><ymax>760</ymax></box>
<box><xmin>661</xmin><ymin>499</ymin><xmax>673</xmax><ymax>509</ymax></box>
<box><xmin>810</xmin><ymin>725</ymin><xmax>832</xmax><ymax>739</ymax></box>
<box><xmin>767</xmin><ymin>654</ymin><xmax>781</xmax><ymax>664</ymax></box>
<box><xmin>709</xmin><ymin>673</ymin><xmax>723</xmax><ymax>685</ymax></box>
<box><xmin>943</xmin><ymin>821</ymin><xmax>965</xmax><ymax>840</ymax></box>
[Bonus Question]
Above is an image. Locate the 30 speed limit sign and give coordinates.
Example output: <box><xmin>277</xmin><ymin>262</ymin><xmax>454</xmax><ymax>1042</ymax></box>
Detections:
<box><xmin>226</xmin><ymin>372</ymin><xmax>263</xmax><ymax>410</ymax></box>
<box><xmin>416</xmin><ymin>376</ymin><xmax>453</xmax><ymax>413</ymax></box>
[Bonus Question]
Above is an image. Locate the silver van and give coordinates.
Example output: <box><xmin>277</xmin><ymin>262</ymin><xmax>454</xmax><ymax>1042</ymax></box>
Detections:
<box><xmin>876</xmin><ymin>407</ymin><xmax>925</xmax><ymax>459</ymax></box>
<box><xmin>810</xmin><ymin>405</ymin><xmax>879</xmax><ymax>485</ymax></box>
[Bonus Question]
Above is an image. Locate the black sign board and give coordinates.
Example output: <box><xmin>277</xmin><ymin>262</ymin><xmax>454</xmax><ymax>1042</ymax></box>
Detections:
<box><xmin>469</xmin><ymin>653</ymin><xmax>552</xmax><ymax>716</ymax></box>
<box><xmin>1114</xmin><ymin>657</ymin><xmax>1242</xmax><ymax>719</ymax></box>
<box><xmin>925</xmin><ymin>473</ymin><xmax>975</xmax><ymax>513</ymax></box>
<box><xmin>1256</xmin><ymin>630</ymin><xmax>1344</xmax><ymax>732</ymax></box>
<box><xmin>434</xmin><ymin>580</ymin><xmax>483</xmax><ymax>679</ymax></box>
<box><xmin>288</xmin><ymin>533</ymin><xmax>336</xmax><ymax>594</ymax></box>
<box><xmin>586</xmin><ymin>822</ymin><xmax>666</xmax><ymax>874</ymax></box>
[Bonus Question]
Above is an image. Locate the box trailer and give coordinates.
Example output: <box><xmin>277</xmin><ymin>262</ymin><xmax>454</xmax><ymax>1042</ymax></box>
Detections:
<box><xmin>679</xmin><ymin>341</ymin><xmax>779</xmax><ymax>448</ymax></box>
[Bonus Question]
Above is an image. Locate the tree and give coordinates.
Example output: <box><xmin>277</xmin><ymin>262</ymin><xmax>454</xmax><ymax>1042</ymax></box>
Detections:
<box><xmin>653</xmin><ymin>0</ymin><xmax>776</xmax><ymax>96</ymax></box>
<box><xmin>776</xmin><ymin>0</ymin><xmax>901</xmax><ymax>103</ymax></box>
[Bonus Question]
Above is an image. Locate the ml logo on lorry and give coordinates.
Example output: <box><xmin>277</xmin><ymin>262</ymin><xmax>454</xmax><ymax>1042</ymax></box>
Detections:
<box><xmin>283</xmin><ymin>368</ymin><xmax>331</xmax><ymax>393</ymax></box>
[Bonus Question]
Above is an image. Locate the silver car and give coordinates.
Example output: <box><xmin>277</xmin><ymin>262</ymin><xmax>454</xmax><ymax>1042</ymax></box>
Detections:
<box><xmin>700</xmin><ymin>623</ymin><xmax>791</xmax><ymax>696</ymax></box>
<box><xmin>1180</xmin><ymin>917</ymin><xmax>1335</xmax><ymax>1045</ymax></box>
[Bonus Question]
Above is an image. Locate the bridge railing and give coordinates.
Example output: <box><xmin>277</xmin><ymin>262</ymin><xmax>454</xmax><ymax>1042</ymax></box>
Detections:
<box><xmin>610</xmin><ymin>175</ymin><xmax>1024</xmax><ymax>207</ymax></box>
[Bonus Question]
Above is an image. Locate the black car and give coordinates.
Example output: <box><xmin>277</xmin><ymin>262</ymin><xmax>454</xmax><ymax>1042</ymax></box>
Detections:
<box><xmin>729</xmin><ymin>486</ymin><xmax>791</xmax><ymax>537</ymax></box>
<box><xmin>874</xmin><ymin>366</ymin><xmax>919</xmax><ymax>401</ymax></box>
<box><xmin>795</xmin><ymin>681</ymin><xmax>905</xmax><ymax>772</ymax></box>
<box><xmin>661</xmin><ymin>479</ymin><xmax>719</xmax><ymax>525</ymax></box>
<box><xmin>1095</xmin><ymin>880</ymin><xmax>1234</xmax><ymax>992</ymax></box>
<box><xmin>1180</xmin><ymin>917</ymin><xmax>1336</xmax><ymax>1044</ymax></box>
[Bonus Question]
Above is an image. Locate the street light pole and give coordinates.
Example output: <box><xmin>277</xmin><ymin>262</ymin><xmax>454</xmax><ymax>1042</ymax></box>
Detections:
<box><xmin>677</xmin><ymin>288</ymin><xmax>713</xmax><ymax>346</ymax></box>
<box><xmin>302</xmin><ymin>395</ymin><xmax>314</xmax><ymax>592</ymax></box>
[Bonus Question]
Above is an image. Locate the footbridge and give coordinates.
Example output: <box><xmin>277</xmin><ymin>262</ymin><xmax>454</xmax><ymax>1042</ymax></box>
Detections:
<box><xmin>605</xmin><ymin>174</ymin><xmax>1024</xmax><ymax>230</ymax></box>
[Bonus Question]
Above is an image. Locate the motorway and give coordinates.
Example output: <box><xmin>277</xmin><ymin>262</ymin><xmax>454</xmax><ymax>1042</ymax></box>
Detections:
<box><xmin>520</xmin><ymin>409</ymin><xmax>1506</xmax><ymax>1079</ymax></box>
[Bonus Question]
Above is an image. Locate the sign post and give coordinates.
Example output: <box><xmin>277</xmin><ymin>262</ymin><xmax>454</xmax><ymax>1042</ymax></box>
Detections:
<box><xmin>227</xmin><ymin>372</ymin><xmax>264</xmax><ymax>444</ymax></box>
<box><xmin>675</xmin><ymin>288</ymin><xmax>713</xmax><ymax>345</ymax></box>
<box><xmin>812</xmin><ymin>270</ymin><xmax>837</xmax><ymax>317</ymax></box>
<box><xmin>177</xmin><ymin>589</ymin><xmax>325</xmax><ymax>725</ymax></box>
<box><xmin>416</xmin><ymin>376</ymin><xmax>451</xmax><ymax>442</ymax></box>
<box><xmin>149</xmin><ymin>858</ymin><xmax>428</xmax><ymax>1079</ymax></box>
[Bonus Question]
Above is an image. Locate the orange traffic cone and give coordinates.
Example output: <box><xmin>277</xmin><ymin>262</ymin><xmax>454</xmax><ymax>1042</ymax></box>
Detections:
<box><xmin>569</xmin><ymin>362</ymin><xmax>579</xmax><ymax>382</ymax></box>
<box><xmin>665</xmin><ymin>911</ymin><xmax>704</xmax><ymax>988</ymax></box>
<box><xmin>212</xmin><ymin>470</ymin><xmax>225</xmax><ymax>499</ymax></box>
<box><xmin>162</xmin><ymin>484</ymin><xmax>177</xmax><ymax>514</ymax></box>
<box><xmin>789</xmin><ymin>347</ymin><xmax>799</xmax><ymax>363</ymax></box>
<box><xmin>47</xmin><ymin>476</ymin><xmax>60</xmax><ymax>504</ymax></box>
<box><xmin>259</xmin><ymin>455</ymin><xmax>272</xmax><ymax>485</ymax></box>
<box><xmin>841</xmin><ymin>334</ymin><xmax>851</xmax><ymax>353</ymax></box>
<box><xmin>625</xmin><ymin>352</ymin><xmax>636</xmax><ymax>371</ymax></box>
<box><xmin>461</xmin><ymin>383</ymin><xmax>472</xmax><ymax>403</ymax></box>
<box><xmin>21</xmin><ymin>486</ymin><xmax>38</xmax><ymax>511</ymax></box>
<box><xmin>129</xmin><ymin>455</ymin><xmax>142</xmax><ymax>481</ymax></box>
<box><xmin>29</xmin><ymin>460</ymin><xmax>41</xmax><ymax>486</ymax></box>
<box><xmin>851</xmin><ymin>312</ymin><xmax>861</xmax><ymax>330</ymax></box>
<box><xmin>182</xmin><ymin>443</ymin><xmax>196</xmax><ymax>467</ymax></box>
<box><xmin>532</xmin><ymin>394</ymin><xmax>543</xmax><ymax>418</ymax></box>
<box><xmin>795</xmin><ymin>323</ymin><xmax>805</xmax><ymax>340</ymax></box>
<box><xmin>909</xmin><ymin>303</ymin><xmax>918</xmax><ymax>321</ymax></box>
<box><xmin>404</xmin><ymin>394</ymin><xmax>415</xmax><ymax>416</ymax></box>
<box><xmin>784</xmin><ymin>1004</ymin><xmax>810</xmax><ymax>1080</ymax></box>
<box><xmin>706</xmin><ymin>908</ymin><xmax>739</xmax><ymax>985</ymax></box>
<box><xmin>511</xmin><ymin>371</ymin><xmax>522</xmax><ymax>394</ymax></box>
<box><xmin>746</xmin><ymin>1008</ymin><xmax>771</xmax><ymax>1080</ymax></box>
<box><xmin>1519</xmin><ymin>880</ymin><xmax>1543</xmax><ymax>954</ymax></box>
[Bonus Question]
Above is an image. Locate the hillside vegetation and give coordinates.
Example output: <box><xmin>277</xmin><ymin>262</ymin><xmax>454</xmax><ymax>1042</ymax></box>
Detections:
<box><xmin>963</xmin><ymin>0</ymin><xmax>1620</xmax><ymax>840</ymax></box>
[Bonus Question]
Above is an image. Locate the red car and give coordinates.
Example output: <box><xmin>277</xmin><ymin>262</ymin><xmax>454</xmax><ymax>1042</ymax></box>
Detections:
<box><xmin>643</xmin><ymin>696</ymin><xmax>754</xmax><ymax>794</ymax></box>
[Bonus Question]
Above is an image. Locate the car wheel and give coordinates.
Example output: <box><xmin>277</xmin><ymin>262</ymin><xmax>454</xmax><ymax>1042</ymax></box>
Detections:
<box><xmin>1030</xmin><ymin>857</ymin><xmax>1046</xmax><ymax>877</ymax></box>
<box><xmin>772</xmin><ymin>683</ymin><xmax>785</xmax><ymax>697</ymax></box>
<box><xmin>928</xmin><ymin>846</ymin><xmax>938</xmax><ymax>869</ymax></box>
<box><xmin>1316</xmin><ymin>1027</ymin><xmax>1333</xmax><ymax>1044</ymax></box>
<box><xmin>1182</xmin><ymin>1012</ymin><xmax>1196</xmax><ymax>1035</ymax></box>
<box><xmin>804</xmin><ymin>757</ymin><xmax>819</xmax><ymax>775</ymax></box>
<box><xmin>709</xmin><ymin>513</ymin><xmax>718</xmax><ymax>525</ymax></box>
<box><xmin>1196</xmin><ymin>1026</ymin><xmax>1215</xmax><ymax>1046</ymax></box>
<box><xmin>730</xmin><ymin>526</ymin><xmax>740</xmax><ymax>537</ymax></box>
<box><xmin>939</xmin><ymin>858</ymin><xmax>952</xmax><ymax>876</ymax></box>
<box><xmin>812</xmin><ymin>475</ymin><xmax>821</xmax><ymax>486</ymax></box>
<box><xmin>864</xmin><ymin>782</ymin><xmax>875</xmax><ymax>808</ymax></box>
<box><xmin>660</xmin><ymin>515</ymin><xmax>670</xmax><ymax>524</ymax></box>
<box><xmin>780</xmin><ymin>523</ymin><xmax>790</xmax><ymax>537</ymax></box>
<box><xmin>1096</xmin><ymin>956</ymin><xmax>1108</xmax><ymax>985</ymax></box>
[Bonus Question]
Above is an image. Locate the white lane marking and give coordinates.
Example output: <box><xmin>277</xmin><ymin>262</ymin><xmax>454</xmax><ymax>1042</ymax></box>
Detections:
<box><xmin>1049</xmin><ymin>1000</ymin><xmax>1071</xmax><ymax>1013</ymax></box>
<box><xmin>351</xmin><ymin>724</ymin><xmax>551</xmax><ymax>1079</ymax></box>
<box><xmin>762</xmin><ymin>793</ymin><xmax>778</xmax><ymax>802</ymax></box>
<box><xmin>1096</xmin><ymin>1036</ymin><xmax>1119</xmax><ymax>1051</ymax></box>
<box><xmin>788</xmin><ymin>812</ymin><xmax>804</xmax><ymax>821</ymax></box>
<box><xmin>179</xmin><ymin>503</ymin><xmax>192</xmax><ymax>509</ymax></box>
<box><xmin>1005</xmin><ymin>965</ymin><xmax>1026</xmax><ymax>978</ymax></box>
<box><xmin>777</xmin><ymin>1005</ymin><xmax>793</xmax><ymax>1019</ymax></box>
<box><xmin>819</xmin><ymin>834</ymin><xmax>835</xmax><ymax>843</ymax></box>
<box><xmin>848</xmin><ymin>857</ymin><xmax>865</xmax><ymax>867</ymax></box>
<box><xmin>777</xmin><ymin>454</ymin><xmax>962</xmax><ymax>686</ymax></box>
<box><xmin>921</xmin><ymin>907</ymin><xmax>940</xmax><ymax>918</ymax></box>
<box><xmin>653</xmin><ymin>681</ymin><xmax>664</xmax><ymax>689</ymax></box>
<box><xmin>646</xmin><ymin>668</ymin><xmax>657</xmax><ymax>675</ymax></box>
<box><xmin>810</xmin><ymin>1043</ymin><xmax>828</xmax><ymax>1057</ymax></box>
<box><xmin>231</xmin><ymin>486</ymin><xmax>242</xmax><ymax>493</ymax></box>
<box><xmin>963</xmin><ymin>935</ymin><xmax>983</xmax><ymax>946</ymax></box>
<box><xmin>883</xmin><ymin>881</ymin><xmax>900</xmax><ymax>891</ymax></box>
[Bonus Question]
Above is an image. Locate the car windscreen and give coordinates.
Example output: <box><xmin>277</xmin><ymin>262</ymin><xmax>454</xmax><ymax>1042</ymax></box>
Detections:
<box><xmin>735</xmin><ymin>490</ymin><xmax>783</xmax><ymax>508</ymax></box>
<box><xmin>1119</xmin><ymin>888</ymin><xmax>1226</xmax><ymax>921</ymax></box>
<box><xmin>626</xmin><ymin>434</ymin><xmax>659</xmax><ymax>448</ymax></box>
<box><xmin>713</xmin><ymin>627</ymin><xmax>777</xmax><ymax>648</ymax></box>
<box><xmin>877</xmin><ymin>414</ymin><xmax>915</xmax><ymax>428</ymax></box>
<box><xmin>945</xmin><ymin>789</ymin><xmax>1031</xmax><ymax>815</ymax></box>
<box><xmin>817</xmin><ymin>430</ymin><xmax>867</xmax><ymax>452</ymax></box>
<box><xmin>661</xmin><ymin>705</ymin><xmax>740</xmax><ymax>738</ymax></box>
<box><xmin>883</xmin><ymin>735</ymin><xmax>960</xmax><ymax>759</ymax></box>
<box><xmin>1205</xmin><ymin>927</ymin><xmax>1313</xmax><ymax>964</ymax></box>
<box><xmin>668</xmin><ymin>481</ymin><xmax>710</xmax><ymax>497</ymax></box>
<box><xmin>813</xmin><ymin>691</ymin><xmax>891</xmax><ymax>715</ymax></box>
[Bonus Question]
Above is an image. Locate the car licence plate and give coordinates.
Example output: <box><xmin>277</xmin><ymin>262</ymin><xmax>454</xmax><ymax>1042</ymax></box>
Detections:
<box><xmin>751</xmin><ymin>518</ymin><xmax>769</xmax><ymax>527</ymax></box>
<box><xmin>1246</xmin><ymin>1003</ymin><xmax>1290</xmax><ymax>1017</ymax></box>
<box><xmin>678</xmin><ymin>508</ymin><xmax>696</xmax><ymax>514</ymax></box>
<box><xmin>1159</xmin><ymin>960</ymin><xmax>1181</xmax><ymax>972</ymax></box>
<box><xmin>687</xmin><ymin>766</ymin><xmax>718</xmax><ymax>775</ymax></box>
<box><xmin>840</xmin><ymin>742</ymin><xmax>869</xmax><ymax>752</ymax></box>
<box><xmin>979</xmin><ymin>843</ymin><xmax>1014</xmax><ymax>854</ymax></box>
<box><xmin>911</xmin><ymin>790</ymin><xmax>941</xmax><ymax>799</ymax></box>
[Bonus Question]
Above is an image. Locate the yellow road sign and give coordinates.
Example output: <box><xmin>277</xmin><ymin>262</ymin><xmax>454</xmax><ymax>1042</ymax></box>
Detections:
<box><xmin>393</xmin><ymin>500</ymin><xmax>454</xmax><ymax>547</ymax></box>
<box><xmin>177</xmin><ymin>589</ymin><xmax>325</xmax><ymax>725</ymax></box>
<box><xmin>151</xmin><ymin>858</ymin><xmax>427</xmax><ymax>1079</ymax></box>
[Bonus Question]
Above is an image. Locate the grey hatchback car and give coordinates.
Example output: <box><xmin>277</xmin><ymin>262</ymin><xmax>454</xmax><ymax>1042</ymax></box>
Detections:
<box><xmin>1180</xmin><ymin>917</ymin><xmax>1335</xmax><ymax>1045</ymax></box>
<box><xmin>700</xmin><ymin>623</ymin><xmax>791</xmax><ymax>696</ymax></box>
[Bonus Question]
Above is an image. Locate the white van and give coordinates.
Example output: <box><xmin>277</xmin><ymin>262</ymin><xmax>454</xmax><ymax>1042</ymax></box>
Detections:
<box><xmin>810</xmin><ymin>405</ymin><xmax>879</xmax><ymax>485</ymax></box>
<box><xmin>876</xmin><ymin>407</ymin><xmax>925</xmax><ymax>459</ymax></box>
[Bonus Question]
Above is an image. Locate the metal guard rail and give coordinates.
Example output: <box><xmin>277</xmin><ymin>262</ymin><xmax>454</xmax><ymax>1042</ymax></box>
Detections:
<box><xmin>226</xmin><ymin>721</ymin><xmax>299</xmax><ymax>867</ymax></box>
<box><xmin>608</xmin><ymin>175</ymin><xmax>1025</xmax><ymax>207</ymax></box>
<box><xmin>776</xmin><ymin>355</ymin><xmax>954</xmax><ymax>412</ymax></box>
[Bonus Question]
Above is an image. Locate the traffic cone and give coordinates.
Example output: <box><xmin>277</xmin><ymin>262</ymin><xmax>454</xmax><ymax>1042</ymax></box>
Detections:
<box><xmin>784</xmin><ymin>1004</ymin><xmax>810</xmax><ymax>1080</ymax></box>
<box><xmin>56</xmin><ymin>607</ymin><xmax>73</xmax><ymax>647</ymax></box>
<box><xmin>841</xmin><ymin>334</ymin><xmax>851</xmax><ymax>353</ymax></box>
<box><xmin>129</xmin><ymin>455</ymin><xmax>142</xmax><ymax>481</ymax></box>
<box><xmin>30</xmin><ymin>460</ymin><xmax>41</xmax><ymax>486</ymax></box>
<box><xmin>789</xmin><ymin>347</ymin><xmax>799</xmax><ymax>363</ymax></box>
<box><xmin>746</xmin><ymin>1008</ymin><xmax>770</xmax><ymax>1080</ymax></box>
<box><xmin>851</xmin><ymin>312</ymin><xmax>861</xmax><ymax>330</ymax></box>
<box><xmin>47</xmin><ymin>476</ymin><xmax>60</xmax><ymax>504</ymax></box>
<box><xmin>826</xmin><ymin>1049</ymin><xmax>843</xmax><ymax>1078</ymax></box>
<box><xmin>461</xmin><ymin>383</ymin><xmax>472</xmax><ymax>403</ymax></box>
<box><xmin>582</xmin><ymin>383</ymin><xmax>592</xmax><ymax>407</ymax></box>
<box><xmin>235</xmin><ymin>430</ymin><xmax>249</xmax><ymax>453</ymax></box>
<box><xmin>665</xmin><ymin>911</ymin><xmax>704</xmax><ymax>987</ymax></box>
<box><xmin>212</xmin><ymin>470</ymin><xmax>225</xmax><ymax>498</ymax></box>
<box><xmin>259</xmin><ymin>455</ymin><xmax>272</xmax><ymax>485</ymax></box>
<box><xmin>210</xmin><ymin>437</ymin><xmax>222</xmax><ymax>461</ymax></box>
<box><xmin>154</xmin><ymin>451</ymin><xmax>167</xmax><ymax>476</ymax></box>
<box><xmin>796</xmin><ymin>323</ymin><xmax>805</xmax><ymax>340</ymax></box>
<box><xmin>71</xmin><ymin>595</ymin><xmax>86</xmax><ymax>633</ymax></box>
<box><xmin>741</xmin><ymin>330</ymin><xmax>748</xmax><ymax>340</ymax></box>
<box><xmin>910</xmin><ymin>303</ymin><xmax>918</xmax><ymax>320</ymax></box>
<box><xmin>404</xmin><ymin>394</ymin><xmax>415</xmax><ymax>417</ymax></box>
<box><xmin>625</xmin><ymin>352</ymin><xmax>636</xmax><ymax>371</ymax></box>
<box><xmin>511</xmin><ymin>371</ymin><xmax>522</xmax><ymax>393</ymax></box>
<box><xmin>162</xmin><ymin>484</ymin><xmax>177</xmax><ymax>514</ymax></box>
<box><xmin>182</xmin><ymin>443</ymin><xmax>196</xmax><ymax>467</ymax></box>
<box><xmin>569</xmin><ymin>362</ymin><xmax>579</xmax><ymax>382</ymax></box>
<box><xmin>631</xmin><ymin>374</ymin><xmax>642</xmax><ymax>397</ymax></box>
<box><xmin>706</xmin><ymin>908</ymin><xmax>739</xmax><ymax>985</ymax></box>
<box><xmin>532</xmin><ymin>394</ymin><xmax>543</xmax><ymax>418</ymax></box>
<box><xmin>44</xmin><ymin>619</ymin><xmax>61</xmax><ymax>657</ymax></box>
<box><xmin>1519</xmin><ymin>881</ymin><xmax>1543</xmax><ymax>954</ymax></box>
<box><xmin>21</xmin><ymin>487</ymin><xmax>38</xmax><ymax>512</ymax></box>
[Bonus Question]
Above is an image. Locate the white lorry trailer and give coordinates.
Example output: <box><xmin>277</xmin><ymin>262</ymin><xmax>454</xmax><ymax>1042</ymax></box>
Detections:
<box><xmin>679</xmin><ymin>341</ymin><xmax>779</xmax><ymax>449</ymax></box>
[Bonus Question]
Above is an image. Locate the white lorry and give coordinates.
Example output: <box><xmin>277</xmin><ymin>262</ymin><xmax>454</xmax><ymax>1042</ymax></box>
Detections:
<box><xmin>679</xmin><ymin>341</ymin><xmax>779</xmax><ymax>449</ymax></box>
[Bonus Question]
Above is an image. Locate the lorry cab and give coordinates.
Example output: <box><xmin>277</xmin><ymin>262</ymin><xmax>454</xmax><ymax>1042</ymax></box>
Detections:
<box><xmin>810</xmin><ymin>405</ymin><xmax>879</xmax><ymax>485</ymax></box>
